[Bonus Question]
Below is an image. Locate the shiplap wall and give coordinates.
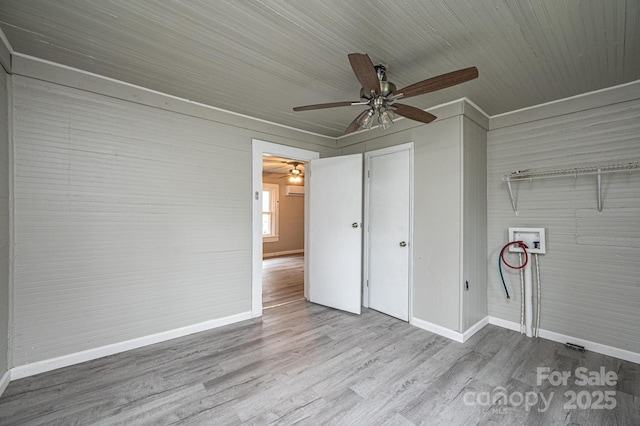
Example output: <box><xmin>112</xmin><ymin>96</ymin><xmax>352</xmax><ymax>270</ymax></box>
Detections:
<box><xmin>461</xmin><ymin>116</ymin><xmax>488</xmax><ymax>331</ymax></box>
<box><xmin>0</xmin><ymin>70</ymin><xmax>9</xmax><ymax>374</ymax></box>
<box><xmin>10</xmin><ymin>74</ymin><xmax>330</xmax><ymax>366</ymax></box>
<box><xmin>487</xmin><ymin>87</ymin><xmax>640</xmax><ymax>354</ymax></box>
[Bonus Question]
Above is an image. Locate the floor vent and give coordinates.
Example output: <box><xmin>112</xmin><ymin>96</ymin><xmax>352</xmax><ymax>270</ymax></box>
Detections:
<box><xmin>564</xmin><ymin>342</ymin><xmax>586</xmax><ymax>352</ymax></box>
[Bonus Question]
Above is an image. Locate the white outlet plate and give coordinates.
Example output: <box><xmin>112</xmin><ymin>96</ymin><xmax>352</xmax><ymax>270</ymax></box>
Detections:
<box><xmin>508</xmin><ymin>227</ymin><xmax>546</xmax><ymax>254</ymax></box>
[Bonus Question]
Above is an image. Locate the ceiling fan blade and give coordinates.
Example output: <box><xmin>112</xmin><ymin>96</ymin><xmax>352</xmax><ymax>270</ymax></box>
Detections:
<box><xmin>345</xmin><ymin>110</ymin><xmax>368</xmax><ymax>134</ymax></box>
<box><xmin>348</xmin><ymin>53</ymin><xmax>380</xmax><ymax>96</ymax></box>
<box><xmin>393</xmin><ymin>67</ymin><xmax>478</xmax><ymax>99</ymax></box>
<box><xmin>293</xmin><ymin>101</ymin><xmax>363</xmax><ymax>112</ymax></box>
<box><xmin>393</xmin><ymin>103</ymin><xmax>437</xmax><ymax>124</ymax></box>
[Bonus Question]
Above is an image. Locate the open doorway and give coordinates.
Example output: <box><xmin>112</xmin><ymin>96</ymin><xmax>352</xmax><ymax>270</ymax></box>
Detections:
<box><xmin>261</xmin><ymin>156</ymin><xmax>306</xmax><ymax>309</ymax></box>
<box><xmin>251</xmin><ymin>140</ymin><xmax>320</xmax><ymax>317</ymax></box>
<box><xmin>253</xmin><ymin>141</ymin><xmax>365</xmax><ymax>317</ymax></box>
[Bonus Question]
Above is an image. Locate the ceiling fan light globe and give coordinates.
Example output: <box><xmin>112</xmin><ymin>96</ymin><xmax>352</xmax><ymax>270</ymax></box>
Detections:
<box><xmin>378</xmin><ymin>107</ymin><xmax>394</xmax><ymax>129</ymax></box>
<box><xmin>358</xmin><ymin>109</ymin><xmax>375</xmax><ymax>129</ymax></box>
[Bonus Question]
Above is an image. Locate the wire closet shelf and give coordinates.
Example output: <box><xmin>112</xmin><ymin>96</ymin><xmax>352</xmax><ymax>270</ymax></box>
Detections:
<box><xmin>502</xmin><ymin>160</ymin><xmax>639</xmax><ymax>214</ymax></box>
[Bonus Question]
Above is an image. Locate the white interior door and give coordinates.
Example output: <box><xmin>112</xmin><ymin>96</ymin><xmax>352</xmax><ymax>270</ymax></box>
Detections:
<box><xmin>367</xmin><ymin>147</ymin><xmax>411</xmax><ymax>321</ymax></box>
<box><xmin>308</xmin><ymin>154</ymin><xmax>363</xmax><ymax>314</ymax></box>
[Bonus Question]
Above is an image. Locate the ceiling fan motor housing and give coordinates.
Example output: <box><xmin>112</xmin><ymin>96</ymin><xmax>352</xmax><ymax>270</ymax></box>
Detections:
<box><xmin>360</xmin><ymin>80</ymin><xmax>396</xmax><ymax>100</ymax></box>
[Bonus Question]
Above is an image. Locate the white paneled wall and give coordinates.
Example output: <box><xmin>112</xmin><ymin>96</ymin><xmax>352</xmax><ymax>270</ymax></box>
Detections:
<box><xmin>11</xmin><ymin>76</ymin><xmax>260</xmax><ymax>365</ymax></box>
<box><xmin>487</xmin><ymin>88</ymin><xmax>640</xmax><ymax>354</ymax></box>
<box><xmin>0</xmin><ymin>70</ymin><xmax>9</xmax><ymax>375</ymax></box>
<box><xmin>462</xmin><ymin>116</ymin><xmax>488</xmax><ymax>331</ymax></box>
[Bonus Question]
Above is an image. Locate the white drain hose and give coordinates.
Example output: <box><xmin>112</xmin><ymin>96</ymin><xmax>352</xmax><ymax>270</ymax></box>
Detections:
<box><xmin>535</xmin><ymin>254</ymin><xmax>541</xmax><ymax>338</ymax></box>
<box><xmin>519</xmin><ymin>253</ymin><xmax>525</xmax><ymax>334</ymax></box>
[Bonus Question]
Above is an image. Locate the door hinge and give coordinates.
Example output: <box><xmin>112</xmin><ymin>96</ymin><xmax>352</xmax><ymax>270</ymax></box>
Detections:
<box><xmin>367</xmin><ymin>170</ymin><xmax>370</xmax><ymax>178</ymax></box>
<box><xmin>366</xmin><ymin>279</ymin><xmax>369</xmax><ymax>288</ymax></box>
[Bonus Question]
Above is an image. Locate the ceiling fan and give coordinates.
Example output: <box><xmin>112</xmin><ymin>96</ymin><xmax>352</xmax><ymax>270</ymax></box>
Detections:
<box><xmin>263</xmin><ymin>157</ymin><xmax>305</xmax><ymax>183</ymax></box>
<box><xmin>286</xmin><ymin>162</ymin><xmax>304</xmax><ymax>183</ymax></box>
<box><xmin>293</xmin><ymin>53</ymin><xmax>478</xmax><ymax>134</ymax></box>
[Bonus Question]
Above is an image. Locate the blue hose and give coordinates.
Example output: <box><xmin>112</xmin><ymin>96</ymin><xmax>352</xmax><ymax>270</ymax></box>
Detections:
<box><xmin>499</xmin><ymin>253</ymin><xmax>511</xmax><ymax>299</ymax></box>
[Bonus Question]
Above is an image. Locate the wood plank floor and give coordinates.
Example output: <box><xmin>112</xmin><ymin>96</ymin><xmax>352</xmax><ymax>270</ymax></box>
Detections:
<box><xmin>262</xmin><ymin>254</ymin><xmax>304</xmax><ymax>309</ymax></box>
<box><xmin>0</xmin><ymin>300</ymin><xmax>638</xmax><ymax>425</ymax></box>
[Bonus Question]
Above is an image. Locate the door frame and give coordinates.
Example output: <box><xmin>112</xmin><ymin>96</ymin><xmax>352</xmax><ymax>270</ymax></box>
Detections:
<box><xmin>251</xmin><ymin>139</ymin><xmax>320</xmax><ymax>317</ymax></box>
<box><xmin>363</xmin><ymin>142</ymin><xmax>414</xmax><ymax>321</ymax></box>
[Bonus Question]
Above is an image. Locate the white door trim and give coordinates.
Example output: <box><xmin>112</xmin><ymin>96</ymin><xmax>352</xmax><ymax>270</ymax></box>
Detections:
<box><xmin>251</xmin><ymin>140</ymin><xmax>319</xmax><ymax>317</ymax></box>
<box><xmin>363</xmin><ymin>142</ymin><xmax>414</xmax><ymax>321</ymax></box>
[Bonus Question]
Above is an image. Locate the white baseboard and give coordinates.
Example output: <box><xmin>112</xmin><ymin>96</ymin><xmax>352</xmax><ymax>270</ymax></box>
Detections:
<box><xmin>488</xmin><ymin>316</ymin><xmax>640</xmax><ymax>364</ymax></box>
<box><xmin>463</xmin><ymin>316</ymin><xmax>490</xmax><ymax>341</ymax></box>
<box><xmin>488</xmin><ymin>316</ymin><xmax>522</xmax><ymax>332</ymax></box>
<box><xmin>9</xmin><ymin>311</ymin><xmax>253</xmax><ymax>381</ymax></box>
<box><xmin>411</xmin><ymin>316</ymin><xmax>489</xmax><ymax>343</ymax></box>
<box><xmin>263</xmin><ymin>249</ymin><xmax>304</xmax><ymax>258</ymax></box>
<box><xmin>0</xmin><ymin>370</ymin><xmax>10</xmax><ymax>397</ymax></box>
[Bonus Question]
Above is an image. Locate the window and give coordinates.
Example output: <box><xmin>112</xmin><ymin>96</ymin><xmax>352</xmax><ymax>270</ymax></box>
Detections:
<box><xmin>262</xmin><ymin>183</ymin><xmax>279</xmax><ymax>242</ymax></box>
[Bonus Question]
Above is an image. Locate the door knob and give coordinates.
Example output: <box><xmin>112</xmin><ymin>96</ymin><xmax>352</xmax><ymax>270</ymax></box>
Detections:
<box><xmin>399</xmin><ymin>241</ymin><xmax>407</xmax><ymax>247</ymax></box>
<box><xmin>352</xmin><ymin>222</ymin><xmax>359</xmax><ymax>228</ymax></box>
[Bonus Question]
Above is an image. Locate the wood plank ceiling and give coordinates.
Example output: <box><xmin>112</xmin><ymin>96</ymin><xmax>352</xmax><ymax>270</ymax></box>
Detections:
<box><xmin>0</xmin><ymin>0</ymin><xmax>638</xmax><ymax>137</ymax></box>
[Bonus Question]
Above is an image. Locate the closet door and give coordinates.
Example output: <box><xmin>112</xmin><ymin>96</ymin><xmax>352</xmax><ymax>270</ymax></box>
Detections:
<box><xmin>366</xmin><ymin>146</ymin><xmax>411</xmax><ymax>321</ymax></box>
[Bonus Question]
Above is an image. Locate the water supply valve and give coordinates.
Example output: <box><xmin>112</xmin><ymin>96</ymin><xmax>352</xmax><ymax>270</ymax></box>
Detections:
<box><xmin>508</xmin><ymin>227</ymin><xmax>546</xmax><ymax>254</ymax></box>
